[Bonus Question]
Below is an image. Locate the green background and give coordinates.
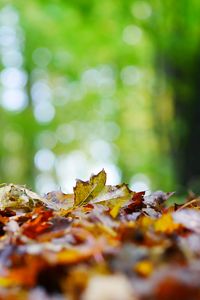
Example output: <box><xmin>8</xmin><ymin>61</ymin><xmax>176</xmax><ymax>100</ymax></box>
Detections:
<box><xmin>0</xmin><ymin>0</ymin><xmax>200</xmax><ymax>195</ymax></box>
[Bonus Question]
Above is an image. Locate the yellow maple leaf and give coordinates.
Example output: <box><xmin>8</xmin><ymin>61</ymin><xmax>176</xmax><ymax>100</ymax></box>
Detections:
<box><xmin>154</xmin><ymin>213</ymin><xmax>180</xmax><ymax>233</ymax></box>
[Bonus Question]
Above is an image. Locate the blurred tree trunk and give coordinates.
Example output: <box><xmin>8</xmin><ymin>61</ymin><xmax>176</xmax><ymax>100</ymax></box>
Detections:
<box><xmin>151</xmin><ymin>0</ymin><xmax>200</xmax><ymax>192</ymax></box>
<box><xmin>163</xmin><ymin>54</ymin><xmax>200</xmax><ymax>192</ymax></box>
<box><xmin>173</xmin><ymin>60</ymin><xmax>200</xmax><ymax>192</ymax></box>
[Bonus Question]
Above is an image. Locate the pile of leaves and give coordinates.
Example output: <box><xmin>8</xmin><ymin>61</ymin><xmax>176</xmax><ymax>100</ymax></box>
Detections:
<box><xmin>0</xmin><ymin>170</ymin><xmax>200</xmax><ymax>300</ymax></box>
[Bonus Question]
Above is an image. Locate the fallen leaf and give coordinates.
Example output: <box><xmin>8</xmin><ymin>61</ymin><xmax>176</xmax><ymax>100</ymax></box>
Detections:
<box><xmin>154</xmin><ymin>213</ymin><xmax>181</xmax><ymax>234</ymax></box>
<box><xmin>74</xmin><ymin>169</ymin><xmax>107</xmax><ymax>206</ymax></box>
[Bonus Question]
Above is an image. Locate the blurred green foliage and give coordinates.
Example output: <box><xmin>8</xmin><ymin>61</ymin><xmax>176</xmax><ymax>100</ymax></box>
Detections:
<box><xmin>0</xmin><ymin>0</ymin><xmax>200</xmax><ymax>194</ymax></box>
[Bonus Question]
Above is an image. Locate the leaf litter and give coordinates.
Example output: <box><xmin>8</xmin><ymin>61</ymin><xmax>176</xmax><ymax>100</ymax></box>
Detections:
<box><xmin>0</xmin><ymin>170</ymin><xmax>200</xmax><ymax>299</ymax></box>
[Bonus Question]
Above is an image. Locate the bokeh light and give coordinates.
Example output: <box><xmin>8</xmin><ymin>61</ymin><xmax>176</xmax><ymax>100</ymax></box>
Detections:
<box><xmin>1</xmin><ymin>0</ymin><xmax>195</xmax><ymax>194</ymax></box>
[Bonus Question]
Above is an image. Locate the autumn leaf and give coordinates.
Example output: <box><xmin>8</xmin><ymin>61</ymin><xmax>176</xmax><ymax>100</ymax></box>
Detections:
<box><xmin>74</xmin><ymin>169</ymin><xmax>107</xmax><ymax>206</ymax></box>
<box><xmin>74</xmin><ymin>170</ymin><xmax>133</xmax><ymax>217</ymax></box>
<box><xmin>173</xmin><ymin>209</ymin><xmax>200</xmax><ymax>233</ymax></box>
<box><xmin>154</xmin><ymin>213</ymin><xmax>181</xmax><ymax>234</ymax></box>
<box><xmin>123</xmin><ymin>191</ymin><xmax>146</xmax><ymax>214</ymax></box>
<box><xmin>0</xmin><ymin>184</ymin><xmax>50</xmax><ymax>211</ymax></box>
<box><xmin>22</xmin><ymin>208</ymin><xmax>53</xmax><ymax>239</ymax></box>
<box><xmin>44</xmin><ymin>191</ymin><xmax>74</xmax><ymax>210</ymax></box>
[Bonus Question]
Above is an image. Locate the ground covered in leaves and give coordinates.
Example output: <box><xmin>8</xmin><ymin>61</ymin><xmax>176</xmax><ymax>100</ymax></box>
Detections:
<box><xmin>0</xmin><ymin>170</ymin><xmax>200</xmax><ymax>300</ymax></box>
